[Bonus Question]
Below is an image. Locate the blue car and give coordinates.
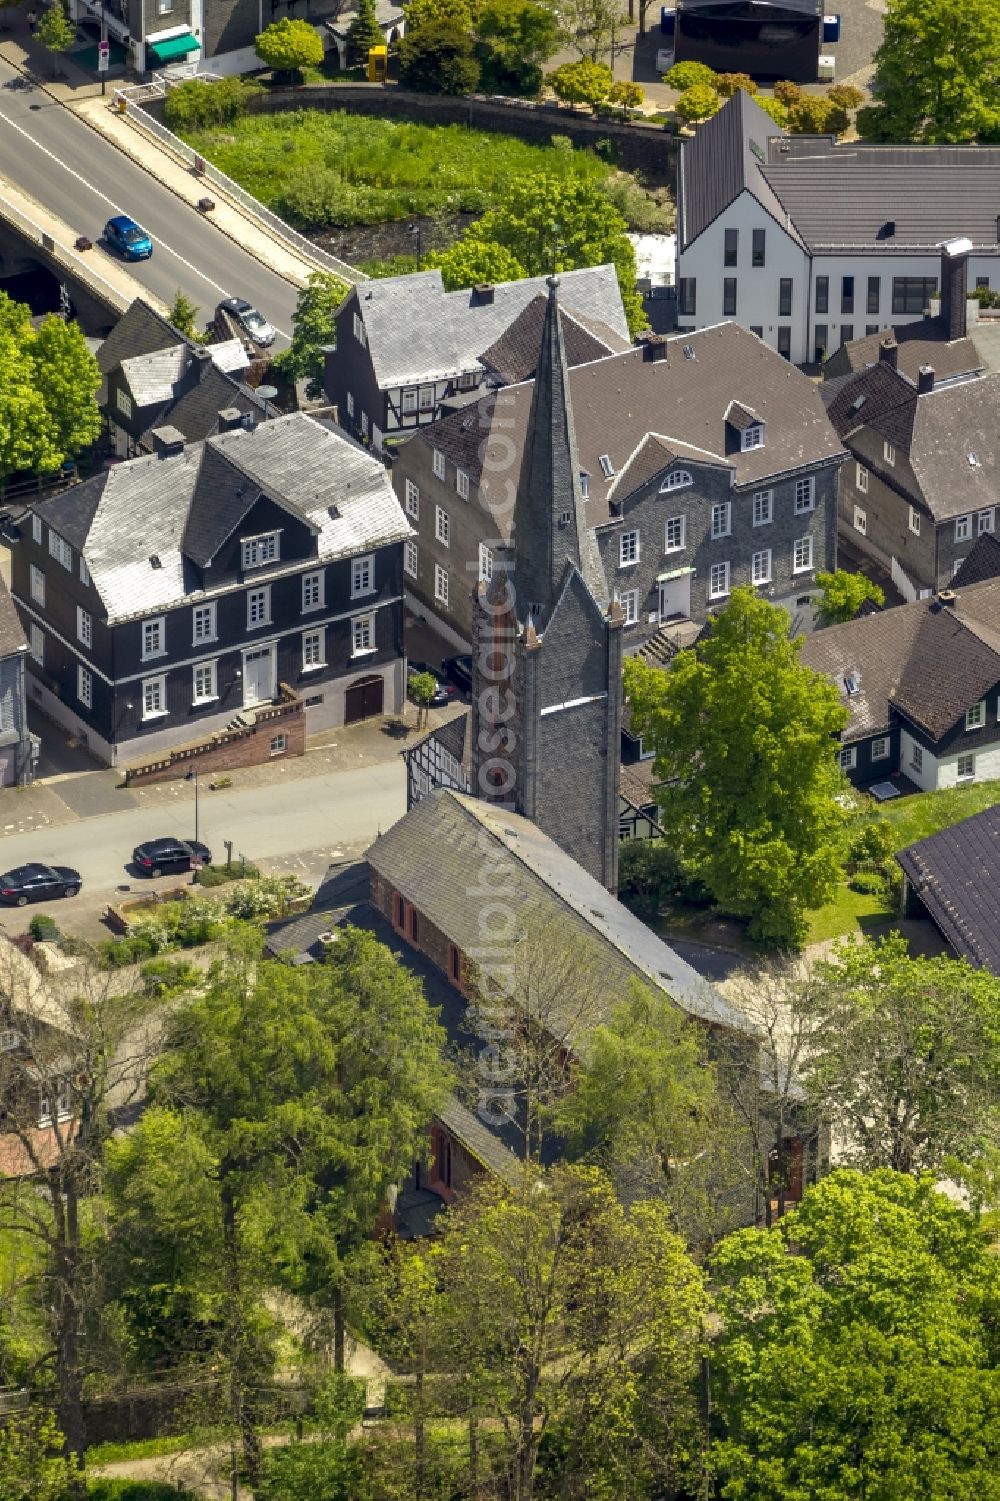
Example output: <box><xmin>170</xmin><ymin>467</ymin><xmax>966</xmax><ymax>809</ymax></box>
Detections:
<box><xmin>103</xmin><ymin>214</ymin><xmax>153</xmax><ymax>260</ymax></box>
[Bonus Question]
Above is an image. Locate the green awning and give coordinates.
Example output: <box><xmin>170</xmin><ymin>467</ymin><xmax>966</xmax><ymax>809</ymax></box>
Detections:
<box><xmin>149</xmin><ymin>32</ymin><xmax>200</xmax><ymax>61</ymax></box>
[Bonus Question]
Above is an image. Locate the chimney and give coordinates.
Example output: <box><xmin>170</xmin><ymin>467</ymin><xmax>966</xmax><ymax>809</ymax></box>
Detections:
<box><xmin>878</xmin><ymin>337</ymin><xmax>898</xmax><ymax>370</ymax></box>
<box><xmin>933</xmin><ymin>588</ymin><xmax>957</xmax><ymax>611</ymax></box>
<box><xmin>917</xmin><ymin>364</ymin><xmax>936</xmax><ymax>394</ymax></box>
<box><xmin>217</xmin><ymin>406</ymin><xmax>244</xmax><ymax>432</ymax></box>
<box><xmin>473</xmin><ymin>283</ymin><xmax>495</xmax><ymax>305</ymax></box>
<box><xmin>149</xmin><ymin>425</ymin><xmax>186</xmax><ymax>459</ymax></box>
<box><xmin>939</xmin><ymin>236</ymin><xmax>972</xmax><ymax>342</ymax></box>
<box><xmin>641</xmin><ymin>332</ymin><xmax>669</xmax><ymax>362</ymax></box>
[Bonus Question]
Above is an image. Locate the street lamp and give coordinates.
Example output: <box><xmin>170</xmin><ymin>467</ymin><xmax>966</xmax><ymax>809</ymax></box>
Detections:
<box><xmin>409</xmin><ymin>222</ymin><xmax>422</xmax><ymax>271</ymax></box>
<box><xmin>184</xmin><ymin>767</ymin><xmax>200</xmax><ymax>847</ymax></box>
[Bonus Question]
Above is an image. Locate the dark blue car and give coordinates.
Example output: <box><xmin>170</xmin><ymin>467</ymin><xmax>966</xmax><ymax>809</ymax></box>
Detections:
<box><xmin>103</xmin><ymin>214</ymin><xmax>153</xmax><ymax>260</ymax></box>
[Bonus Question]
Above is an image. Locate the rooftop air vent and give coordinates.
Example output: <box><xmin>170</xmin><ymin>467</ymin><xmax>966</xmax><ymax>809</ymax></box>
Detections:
<box><xmin>149</xmin><ymin>555</ymin><xmax>162</xmax><ymax>570</ymax></box>
<box><xmin>328</xmin><ymin>504</ymin><xmax>341</xmax><ymax>520</ymax></box>
<box><xmin>968</xmin><ymin>453</ymin><xmax>981</xmax><ymax>467</ymax></box>
<box><xmin>682</xmin><ymin>344</ymin><xmax>696</xmax><ymax>360</ymax></box>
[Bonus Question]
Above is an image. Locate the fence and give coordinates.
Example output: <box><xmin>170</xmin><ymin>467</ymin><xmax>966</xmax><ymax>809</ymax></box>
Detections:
<box><xmin>0</xmin><ymin>187</ymin><xmax>129</xmax><ymax>313</ymax></box>
<box><xmin>112</xmin><ymin>89</ymin><xmax>364</xmax><ymax>285</ymax></box>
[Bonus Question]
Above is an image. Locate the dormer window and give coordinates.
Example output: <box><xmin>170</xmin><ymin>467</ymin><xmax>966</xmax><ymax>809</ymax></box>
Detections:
<box><xmin>660</xmin><ymin>469</ymin><xmax>693</xmax><ymax>492</ymax></box>
<box><xmin>742</xmin><ymin>423</ymin><xmax>765</xmax><ymax>451</ymax></box>
<box><xmin>580</xmin><ymin>472</ymin><xmax>590</xmax><ymax>499</ymax></box>
<box><xmin>242</xmin><ymin>531</ymin><xmax>279</xmax><ymax>570</ymax></box>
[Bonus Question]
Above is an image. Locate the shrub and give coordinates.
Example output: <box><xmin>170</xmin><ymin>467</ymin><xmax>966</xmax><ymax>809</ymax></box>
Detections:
<box><xmin>87</xmin><ymin>1481</ymin><xmax>199</xmax><ymax>1500</ymax></box>
<box><xmin>827</xmin><ymin>83</ymin><xmax>864</xmax><ymax>111</ymax></box>
<box><xmin>255</xmin><ymin>16</ymin><xmax>324</xmax><ymax>79</ymax></box>
<box><xmin>164</xmin><ymin>76</ymin><xmax>254</xmax><ymax>131</ymax></box>
<box><xmin>222</xmin><ymin>873</ymin><xmax>310</xmax><ymax>920</ymax></box>
<box><xmin>618</xmin><ymin>840</ymin><xmax>709</xmax><ymax>914</ymax></box>
<box><xmin>547</xmin><ymin>59</ymin><xmax>613</xmax><ymax>112</ymax></box>
<box><xmin>663</xmin><ymin>60</ymin><xmax>716</xmax><ymax>90</ymax></box>
<box><xmin>676</xmin><ymin>83</ymin><xmax>720</xmax><ymax>123</ymax></box>
<box><xmin>847</xmin><ymin>819</ymin><xmax>896</xmax><ymax>867</ymax></box>
<box><xmin>194</xmin><ymin>861</ymin><xmax>261</xmax><ymax>888</ymax></box>
<box><xmin>849</xmin><ymin>870</ymin><xmax>886</xmax><ymax>895</ymax></box>
<box><xmin>715</xmin><ymin>71</ymin><xmax>756</xmax><ymax>98</ymax></box>
<box><xmin>399</xmin><ymin>21</ymin><xmax>481</xmax><ymax>94</ymax></box>
<box><xmin>29</xmin><ymin>913</ymin><xmax>58</xmax><ymax>942</ymax></box>
<box><xmin>772</xmin><ymin>79</ymin><xmax>804</xmax><ymax>105</ymax></box>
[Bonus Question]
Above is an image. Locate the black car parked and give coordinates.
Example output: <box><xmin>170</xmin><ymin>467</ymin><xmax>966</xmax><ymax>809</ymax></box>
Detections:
<box><xmin>0</xmin><ymin>863</ymin><xmax>81</xmax><ymax>906</ymax></box>
<box><xmin>132</xmin><ymin>838</ymin><xmax>212</xmax><ymax>877</ymax></box>
<box><xmin>407</xmin><ymin>660</ymin><xmax>457</xmax><ymax>708</ymax></box>
<box><xmin>441</xmin><ymin>653</ymin><xmax>473</xmax><ymax>693</ymax></box>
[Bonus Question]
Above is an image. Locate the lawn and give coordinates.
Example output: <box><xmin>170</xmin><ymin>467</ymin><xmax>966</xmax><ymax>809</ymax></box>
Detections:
<box><xmin>880</xmin><ymin>778</ymin><xmax>1000</xmax><ymax>849</ymax></box>
<box><xmin>804</xmin><ymin>882</ymin><xmax>898</xmax><ymax>946</ymax></box>
<box><xmin>179</xmin><ymin>110</ymin><xmax>669</xmax><ymax>233</ymax></box>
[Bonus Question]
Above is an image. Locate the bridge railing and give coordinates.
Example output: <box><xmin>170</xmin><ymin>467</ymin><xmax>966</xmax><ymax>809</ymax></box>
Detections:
<box><xmin>112</xmin><ymin>91</ymin><xmax>364</xmax><ymax>286</ymax></box>
<box><xmin>0</xmin><ymin>187</ymin><xmax>130</xmax><ymax>312</ymax></box>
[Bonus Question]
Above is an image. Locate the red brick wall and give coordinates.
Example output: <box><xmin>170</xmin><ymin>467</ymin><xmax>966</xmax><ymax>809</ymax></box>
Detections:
<box><xmin>124</xmin><ymin>699</ymin><xmax>305</xmax><ymax>786</ymax></box>
<box><xmin>370</xmin><ymin>868</ymin><xmax>462</xmax><ymax>988</ymax></box>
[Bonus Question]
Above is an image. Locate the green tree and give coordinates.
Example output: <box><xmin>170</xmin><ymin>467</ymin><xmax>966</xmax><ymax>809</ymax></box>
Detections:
<box><xmin>607</xmin><ymin>78</ymin><xmax>644</xmax><ymax>116</ymax></box>
<box><xmin>710</xmin><ymin>1170</ymin><xmax>1000</xmax><ymax>1500</ymax></box>
<box><xmin>715</xmin><ymin>70</ymin><xmax>757</xmax><ymax>97</ymax></box>
<box><xmin>407</xmin><ymin>669</ymin><xmax>438</xmax><ymax>728</ymax></box>
<box><xmin>556</xmin><ymin>0</ymin><xmax>630</xmax><ymax>62</ymax></box>
<box><xmin>0</xmin><ymin>333</ymin><xmax>63</xmax><ymax>486</ymax></box>
<box><xmin>406</xmin><ymin>0</ymin><xmax>480</xmax><ymax>27</ymax></box>
<box><xmin>254</xmin><ymin>16</ymin><xmax>324</xmax><ymax>81</ymax></box>
<box><xmin>36</xmin><ymin>3</ymin><xmax>76</xmax><ymax>75</ymax></box>
<box><xmin>754</xmin><ymin>93</ymin><xmax>789</xmax><ymax>126</ymax></box>
<box><xmin>346</xmin><ymin>0</ymin><xmax>384</xmax><ymax>67</ymax></box>
<box><xmin>663</xmin><ymin>59</ymin><xmax>717</xmax><ymax>89</ymax></box>
<box><xmin>802</xmin><ymin>934</ymin><xmax>1000</xmax><ymax>1174</ymax></box>
<box><xmin>0</xmin><ymin>1409</ymin><xmax>79</xmax><ymax>1501</ymax></box>
<box><xmin>399</xmin><ymin>19</ymin><xmax>481</xmax><ymax>93</ymax></box>
<box><xmin>256</xmin><ymin>1376</ymin><xmax>364</xmax><ymax>1501</ymax></box>
<box><xmin>861</xmin><ymin>0</ymin><xmax>1000</xmax><ymax>142</ymax></box>
<box><xmin>167</xmin><ymin>289</ymin><xmax>201</xmax><ymax>340</ymax></box>
<box><xmin>425</xmin><ymin>236</ymin><xmax>526</xmax><ymax>289</ymax></box>
<box><xmin>546</xmin><ymin>58</ymin><xmax>613</xmax><ymax>111</ymax></box>
<box><xmin>476</xmin><ymin>0</ymin><xmax>559</xmax><ymax>94</ymax></box>
<box><xmin>815</xmin><ymin>567</ymin><xmax>885</xmax><ymax>623</ymax></box>
<box><xmin>827</xmin><ymin>81</ymin><xmax>864</xmax><ymax>110</ymax></box>
<box><xmin>272</xmin><ymin>270</ymin><xmax>348</xmax><ymax>401</ymax></box>
<box><xmin>676</xmin><ymin>82</ymin><xmax>721</xmax><ymax>123</ymax></box>
<box><xmin>27</xmin><ymin>316</ymin><xmax>102</xmax><ymax>461</ymax></box>
<box><xmin>624</xmin><ymin>588</ymin><xmax>849</xmax><ymax>946</ymax></box>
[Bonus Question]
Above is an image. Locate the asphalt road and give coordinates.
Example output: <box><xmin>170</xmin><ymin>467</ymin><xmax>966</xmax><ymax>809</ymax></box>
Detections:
<box><xmin>0</xmin><ymin>55</ymin><xmax>298</xmax><ymax>346</ymax></box>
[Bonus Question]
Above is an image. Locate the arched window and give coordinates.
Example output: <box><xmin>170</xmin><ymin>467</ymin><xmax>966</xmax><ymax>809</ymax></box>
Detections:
<box><xmin>660</xmin><ymin>469</ymin><xmax>693</xmax><ymax>492</ymax></box>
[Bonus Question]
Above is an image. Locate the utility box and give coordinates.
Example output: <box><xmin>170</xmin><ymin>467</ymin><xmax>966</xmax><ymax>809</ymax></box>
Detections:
<box><xmin>822</xmin><ymin>12</ymin><xmax>841</xmax><ymax>40</ymax></box>
<box><xmin>367</xmin><ymin>45</ymin><xmax>387</xmax><ymax>81</ymax></box>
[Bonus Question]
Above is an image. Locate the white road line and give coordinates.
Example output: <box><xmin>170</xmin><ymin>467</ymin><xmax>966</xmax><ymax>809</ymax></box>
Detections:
<box><xmin>0</xmin><ymin>105</ymin><xmax>290</xmax><ymax>334</ymax></box>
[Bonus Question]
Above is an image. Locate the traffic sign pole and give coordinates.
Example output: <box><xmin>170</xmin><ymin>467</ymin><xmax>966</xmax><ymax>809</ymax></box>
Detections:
<box><xmin>98</xmin><ymin>37</ymin><xmax>109</xmax><ymax>96</ymax></box>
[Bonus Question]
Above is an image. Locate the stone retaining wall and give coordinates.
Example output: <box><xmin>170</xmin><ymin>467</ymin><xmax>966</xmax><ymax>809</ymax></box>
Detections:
<box><xmin>123</xmin><ymin>686</ymin><xmax>305</xmax><ymax>785</ymax></box>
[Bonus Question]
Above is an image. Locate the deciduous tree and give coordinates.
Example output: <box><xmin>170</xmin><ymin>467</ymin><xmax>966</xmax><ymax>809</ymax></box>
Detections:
<box><xmin>859</xmin><ymin>0</ymin><xmax>1000</xmax><ymax>142</ymax></box>
<box><xmin>425</xmin><ymin>236</ymin><xmax>526</xmax><ymax>289</ymax></box>
<box><xmin>663</xmin><ymin>59</ymin><xmax>716</xmax><ymax>89</ymax></box>
<box><xmin>546</xmin><ymin>58</ymin><xmax>613</xmax><ymax>111</ymax></box>
<box><xmin>607</xmin><ymin>78</ymin><xmax>644</xmax><ymax>116</ymax></box>
<box><xmin>0</xmin><ymin>294</ymin><xmax>100</xmax><ymax>486</ymax></box>
<box><xmin>36</xmin><ymin>3</ymin><xmax>76</xmax><ymax>75</ymax></box>
<box><xmin>272</xmin><ymin>270</ymin><xmax>348</xmax><ymax>401</ymax></box>
<box><xmin>0</xmin><ymin>1409</ymin><xmax>79</xmax><ymax>1501</ymax></box>
<box><xmin>624</xmin><ymin>588</ymin><xmax>849</xmax><ymax>946</ymax></box>
<box><xmin>676</xmin><ymin>82</ymin><xmax>721</xmax><ymax>123</ymax></box>
<box><xmin>815</xmin><ymin>567</ymin><xmax>885</xmax><ymax>622</ymax></box>
<box><xmin>399</xmin><ymin>19</ymin><xmax>481</xmax><ymax>93</ymax></box>
<box><xmin>254</xmin><ymin>16</ymin><xmax>324</xmax><ymax>80</ymax></box>
<box><xmin>476</xmin><ymin>0</ymin><xmax>559</xmax><ymax>94</ymax></box>
<box><xmin>556</xmin><ymin>0</ymin><xmax>629</xmax><ymax>62</ymax></box>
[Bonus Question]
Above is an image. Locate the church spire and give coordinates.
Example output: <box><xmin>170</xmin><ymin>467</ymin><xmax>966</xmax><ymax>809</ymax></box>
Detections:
<box><xmin>510</xmin><ymin>276</ymin><xmax>608</xmax><ymax>625</ymax></box>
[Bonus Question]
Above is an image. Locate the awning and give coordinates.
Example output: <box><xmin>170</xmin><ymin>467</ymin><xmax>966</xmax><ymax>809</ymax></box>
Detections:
<box><xmin>657</xmin><ymin>566</ymin><xmax>695</xmax><ymax>583</ymax></box>
<box><xmin>149</xmin><ymin>32</ymin><xmax>200</xmax><ymax>61</ymax></box>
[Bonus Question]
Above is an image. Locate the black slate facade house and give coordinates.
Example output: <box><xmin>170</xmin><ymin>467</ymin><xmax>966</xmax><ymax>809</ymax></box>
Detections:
<box><xmin>10</xmin><ymin>414</ymin><xmax>411</xmax><ymax>767</ymax></box>
<box><xmin>324</xmin><ymin>264</ymin><xmax>629</xmax><ymax>454</ymax></box>
<box><xmin>799</xmin><ymin>579</ymin><xmax>1000</xmax><ymax>791</ymax></box>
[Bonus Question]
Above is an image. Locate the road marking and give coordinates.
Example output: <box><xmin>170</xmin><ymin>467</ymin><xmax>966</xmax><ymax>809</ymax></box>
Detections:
<box><xmin>0</xmin><ymin>105</ymin><xmax>290</xmax><ymax>333</ymax></box>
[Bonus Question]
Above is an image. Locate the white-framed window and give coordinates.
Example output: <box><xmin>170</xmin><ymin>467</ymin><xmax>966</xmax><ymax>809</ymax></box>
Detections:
<box><xmin>301</xmin><ymin>571</ymin><xmax>324</xmax><ymax>613</ymax></box>
<box><xmin>115</xmin><ymin>386</ymin><xmax>132</xmax><ymax>418</ymax></box>
<box><xmin>478</xmin><ymin>543</ymin><xmax>493</xmax><ymax>582</ymax></box>
<box><xmin>665</xmin><ymin>515</ymin><xmax>685</xmax><ymax>552</ymax></box>
<box><xmin>432</xmin><ymin>449</ymin><xmax>446</xmax><ymax>482</ymax></box>
<box><xmin>883</xmin><ymin>439</ymin><xmax>895</xmax><ymax>466</ymax></box>
<box><xmin>741</xmin><ymin>423</ymin><xmax>764</xmax><ymax>451</ymax></box>
<box><xmin>752</xmin><ymin>548</ymin><xmax>772</xmax><ymax>585</ymax></box>
<box><xmin>456</xmin><ymin>469</ymin><xmax>470</xmax><ymax>500</ymax></box>
<box><xmin>142</xmin><ymin>675</ymin><xmax>166</xmax><ymax>719</ymax></box>
<box><xmin>302</xmin><ymin>628</ymin><xmax>325</xmax><ymax>670</ymax></box>
<box><xmin>966</xmin><ymin>699</ymin><xmax>985</xmax><ymax>730</ymax></box>
<box><xmin>77</xmin><ymin>665</ymin><xmax>92</xmax><ymax>709</ymax></box>
<box><xmin>270</xmin><ymin>733</ymin><xmax>287</xmax><ymax>756</ymax></box>
<box><xmin>793</xmin><ymin>535</ymin><xmax>814</xmax><ymax>573</ymax></box>
<box><xmin>38</xmin><ymin>1077</ymin><xmax>72</xmax><ymax>1127</ymax></box>
<box><xmin>434</xmin><ymin>564</ymin><xmax>449</xmax><ymax>605</ymax></box>
<box><xmin>141</xmin><ymin>617</ymin><xmax>165</xmax><ymax>660</ymax></box>
<box><xmin>911</xmin><ymin>742</ymin><xmax>923</xmax><ymax>772</ymax></box>
<box><xmin>957</xmin><ymin>752</ymin><xmax>975</xmax><ymax>781</ymax></box>
<box><xmin>352</xmin><ymin>311</ymin><xmax>366</xmax><ymax>345</ymax></box>
<box><xmin>351</xmin><ymin>554</ymin><xmax>374</xmax><ymax>598</ymax></box>
<box><xmin>709</xmin><ymin>561</ymin><xmax>730</xmax><ymax>599</ymax></box>
<box><xmin>418</xmin><ymin>386</ymin><xmax>435</xmax><ymax>411</ymax></box>
<box><xmin>28</xmin><ymin>623</ymin><xmax>43</xmax><ymax>665</ymax></box>
<box><xmin>794</xmin><ymin>477</ymin><xmax>815</xmax><ymax>513</ymax></box>
<box><xmin>192</xmin><ymin>601</ymin><xmax>217</xmax><ymax>643</ymax></box>
<box><xmin>620</xmin><ymin>530</ymin><xmax>639</xmax><ymax>566</ymax></box>
<box><xmin>361</xmin><ymin>412</ymin><xmax>369</xmax><ymax>439</ymax></box>
<box><xmin>978</xmin><ymin>508</ymin><xmax>995</xmax><ymax>535</ymax></box>
<box><xmin>80</xmin><ymin>558</ymin><xmax>90</xmax><ymax>587</ymax></box>
<box><xmin>857</xmin><ymin>464</ymin><xmax>869</xmax><ymax>493</ymax></box>
<box><xmin>402</xmin><ymin>389</ymin><xmax>418</xmax><ymax>414</ymax></box>
<box><xmin>352</xmin><ymin>612</ymin><xmax>375</xmax><ymax>655</ymax></box>
<box><xmin>661</xmin><ymin>469</ymin><xmax>692</xmax><ymax>491</ymax></box>
<box><xmin>404</xmin><ymin>539</ymin><xmax>418</xmax><ymax>578</ymax></box>
<box><xmin>404</xmin><ymin>479</ymin><xmax>420</xmax><ymax>519</ymax></box>
<box><xmin>241</xmin><ymin>532</ymin><xmax>279</xmax><ymax>571</ymax></box>
<box><xmin>955</xmin><ymin>515</ymin><xmax>972</xmax><ymax>542</ymax></box>
<box><xmin>871</xmin><ymin>736</ymin><xmax>890</xmax><ymax>760</ymax></box>
<box><xmin>346</xmin><ymin>391</ymin><xmax>355</xmax><ymax>418</ymax></box>
<box><xmin>580</xmin><ymin>472</ymin><xmax>590</xmax><ymax>499</ymax></box>
<box><xmin>76</xmin><ymin>606</ymin><xmax>92</xmax><ymax>648</ymax></box>
<box><xmin>48</xmin><ymin>532</ymin><xmax>72</xmax><ymax>570</ymax></box>
<box><xmin>247</xmin><ymin>586</ymin><xmax>271</xmax><ymax>629</ymax></box>
<box><xmin>617</xmin><ymin>588</ymin><xmax>639</xmax><ymax>625</ymax></box>
<box><xmin>838</xmin><ymin>746</ymin><xmax>857</xmax><ymax>770</ymax></box>
<box><xmin>752</xmin><ymin>490</ymin><xmax>773</xmax><ymax>526</ymax></box>
<box><xmin>854</xmin><ymin>506</ymin><xmax>867</xmax><ymax>535</ymax></box>
<box><xmin>909</xmin><ymin>507</ymin><xmax>921</xmax><ymax>536</ymax></box>
<box><xmin>158</xmin><ymin>0</ymin><xmax>173</xmax><ymax>14</ymax></box>
<box><xmin>192</xmin><ymin>660</ymin><xmax>217</xmax><ymax>703</ymax></box>
<box><xmin>31</xmin><ymin>513</ymin><xmax>42</xmax><ymax>544</ymax></box>
<box><xmin>711</xmin><ymin>502</ymin><xmax>731</xmax><ymax>539</ymax></box>
<box><xmin>29</xmin><ymin>565</ymin><xmax>45</xmax><ymax>607</ymax></box>
<box><xmin>435</xmin><ymin>507</ymin><xmax>450</xmax><ymax>547</ymax></box>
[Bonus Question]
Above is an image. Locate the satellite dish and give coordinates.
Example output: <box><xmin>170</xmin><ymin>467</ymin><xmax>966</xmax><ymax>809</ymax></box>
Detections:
<box><xmin>256</xmin><ymin>385</ymin><xmax>279</xmax><ymax>403</ymax></box>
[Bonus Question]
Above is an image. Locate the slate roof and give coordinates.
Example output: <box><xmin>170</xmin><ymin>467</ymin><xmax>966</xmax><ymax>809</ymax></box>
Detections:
<box><xmin>0</xmin><ymin>576</ymin><xmax>27</xmax><ymax>660</ymax></box>
<box><xmin>822</xmin><ymin>325</ymin><xmax>984</xmax><ymax>386</ymax></box>
<box><xmin>347</xmin><ymin>264</ymin><xmax>629</xmax><ymax>389</ymax></box>
<box><xmin>437</xmin><ymin>1096</ymin><xmax>521</xmax><ymax>1186</ymax></box>
<box><xmin>478</xmin><ymin>294</ymin><xmax>629</xmax><ymax>385</ymax></box>
<box><xmin>678</xmin><ymin>89</ymin><xmax>804</xmax><ymax>252</ymax></box>
<box><xmin>120</xmin><ymin>345</ymin><xmax>189</xmax><ymax>404</ymax></box>
<box><xmin>96</xmin><ymin>299</ymin><xmax>183</xmax><ymax>377</ymax></box>
<box><xmin>799</xmin><ymin>580</ymin><xmax>1000</xmax><ymax>743</ymax></box>
<box><xmin>415</xmin><ymin>321</ymin><xmax>843</xmax><ymax>534</ymax></box>
<box><xmin>897</xmin><ymin>804</ymin><xmax>1000</xmax><ymax>974</ymax></box>
<box><xmin>953</xmin><ymin>534</ymin><xmax>1000</xmax><ymax>588</ymax></box>
<box><xmin>367</xmin><ymin>789</ymin><xmax>757</xmax><ymax>1038</ymax></box>
<box><xmin>34</xmin><ymin>414</ymin><xmax>410</xmax><ymax>625</ymax></box>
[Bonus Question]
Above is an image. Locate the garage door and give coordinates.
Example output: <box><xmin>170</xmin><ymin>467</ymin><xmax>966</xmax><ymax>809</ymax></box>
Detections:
<box><xmin>344</xmin><ymin>674</ymin><xmax>384</xmax><ymax>724</ymax></box>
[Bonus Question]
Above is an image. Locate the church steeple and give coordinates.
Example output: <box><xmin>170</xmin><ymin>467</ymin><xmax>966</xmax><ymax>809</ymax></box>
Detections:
<box><xmin>511</xmin><ymin>276</ymin><xmax>608</xmax><ymax>623</ymax></box>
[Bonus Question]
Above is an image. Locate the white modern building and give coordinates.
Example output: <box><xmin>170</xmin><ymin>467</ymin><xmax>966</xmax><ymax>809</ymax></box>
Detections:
<box><xmin>676</xmin><ymin>91</ymin><xmax>1000</xmax><ymax>365</ymax></box>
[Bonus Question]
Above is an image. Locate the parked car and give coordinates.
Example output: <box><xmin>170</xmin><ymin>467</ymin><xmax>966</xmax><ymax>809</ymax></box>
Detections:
<box><xmin>102</xmin><ymin>215</ymin><xmax>153</xmax><ymax>260</ymax></box>
<box><xmin>441</xmin><ymin>653</ymin><xmax>474</xmax><ymax>693</ymax></box>
<box><xmin>407</xmin><ymin>661</ymin><xmax>456</xmax><ymax>708</ymax></box>
<box><xmin>218</xmin><ymin>297</ymin><xmax>276</xmax><ymax>348</ymax></box>
<box><xmin>131</xmin><ymin>838</ymin><xmax>212</xmax><ymax>877</ymax></box>
<box><xmin>0</xmin><ymin>863</ymin><xmax>81</xmax><ymax>906</ymax></box>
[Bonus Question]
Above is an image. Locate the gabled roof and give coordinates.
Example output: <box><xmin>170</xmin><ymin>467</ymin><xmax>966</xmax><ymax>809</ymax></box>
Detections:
<box><xmin>678</xmin><ymin>90</ymin><xmax>802</xmax><ymax>252</ymax></box>
<box><xmin>897</xmin><ymin>804</ymin><xmax>1000</xmax><ymax>974</ymax></box>
<box><xmin>120</xmin><ymin>345</ymin><xmax>189</xmax><ymax>405</ymax></box>
<box><xmin>799</xmin><ymin>580</ymin><xmax>1000</xmax><ymax>743</ymax></box>
<box><xmin>96</xmin><ymin>298</ymin><xmax>184</xmax><ymax>377</ymax></box>
<box><xmin>347</xmin><ymin>264</ymin><xmax>629</xmax><ymax>389</ymax></box>
<box><xmin>953</xmin><ymin>534</ymin><xmax>1000</xmax><ymax>588</ymax></box>
<box><xmin>478</xmin><ymin>294</ymin><xmax>629</xmax><ymax>385</ymax></box>
<box><xmin>823</xmin><ymin>324</ymin><xmax>983</xmax><ymax>385</ymax></box>
<box><xmin>0</xmin><ymin>576</ymin><xmax>27</xmax><ymax>660</ymax></box>
<box><xmin>35</xmin><ymin>414</ymin><xmax>410</xmax><ymax>624</ymax></box>
<box><xmin>607</xmin><ymin>432</ymin><xmax>730</xmax><ymax>504</ymax></box>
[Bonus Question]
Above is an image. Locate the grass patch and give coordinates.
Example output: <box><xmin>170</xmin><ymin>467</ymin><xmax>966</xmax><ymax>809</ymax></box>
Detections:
<box><xmin>880</xmin><ymin>778</ymin><xmax>1000</xmax><ymax>849</ymax></box>
<box><xmin>804</xmin><ymin>882</ymin><xmax>898</xmax><ymax>946</ymax></box>
<box><xmin>86</xmin><ymin>1433</ymin><xmax>203</xmax><ymax>1466</ymax></box>
<box><xmin>87</xmin><ymin>1481</ymin><xmax>198</xmax><ymax>1500</ymax></box>
<box><xmin>179</xmin><ymin>109</ymin><xmax>657</xmax><ymax>231</ymax></box>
